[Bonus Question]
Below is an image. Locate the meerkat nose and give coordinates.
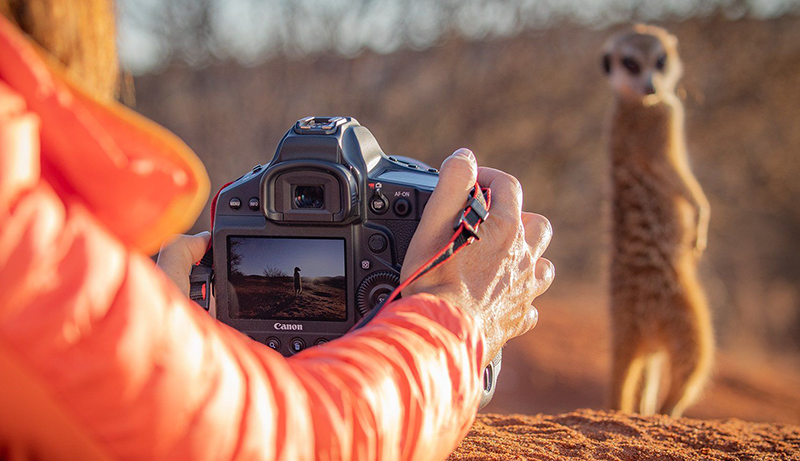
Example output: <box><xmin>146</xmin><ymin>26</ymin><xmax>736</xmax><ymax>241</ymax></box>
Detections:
<box><xmin>644</xmin><ymin>80</ymin><xmax>656</xmax><ymax>95</ymax></box>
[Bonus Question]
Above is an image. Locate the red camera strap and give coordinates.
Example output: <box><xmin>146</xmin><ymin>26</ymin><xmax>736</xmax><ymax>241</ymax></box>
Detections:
<box><xmin>353</xmin><ymin>182</ymin><xmax>491</xmax><ymax>329</ymax></box>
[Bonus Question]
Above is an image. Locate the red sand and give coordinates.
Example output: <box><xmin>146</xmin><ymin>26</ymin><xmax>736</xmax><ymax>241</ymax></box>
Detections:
<box><xmin>455</xmin><ymin>285</ymin><xmax>800</xmax><ymax>459</ymax></box>
<box><xmin>481</xmin><ymin>285</ymin><xmax>800</xmax><ymax>425</ymax></box>
<box><xmin>450</xmin><ymin>410</ymin><xmax>800</xmax><ymax>460</ymax></box>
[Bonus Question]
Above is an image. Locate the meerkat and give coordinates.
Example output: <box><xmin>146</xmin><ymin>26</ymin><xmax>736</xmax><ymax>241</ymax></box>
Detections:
<box><xmin>294</xmin><ymin>267</ymin><xmax>302</xmax><ymax>297</ymax></box>
<box><xmin>602</xmin><ymin>24</ymin><xmax>713</xmax><ymax>418</ymax></box>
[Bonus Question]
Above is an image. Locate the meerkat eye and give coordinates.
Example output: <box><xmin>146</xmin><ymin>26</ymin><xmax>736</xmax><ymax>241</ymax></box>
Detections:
<box><xmin>622</xmin><ymin>57</ymin><xmax>640</xmax><ymax>75</ymax></box>
<box><xmin>656</xmin><ymin>54</ymin><xmax>667</xmax><ymax>71</ymax></box>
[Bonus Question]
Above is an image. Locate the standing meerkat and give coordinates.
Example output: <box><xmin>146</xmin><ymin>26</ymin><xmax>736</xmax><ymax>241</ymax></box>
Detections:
<box><xmin>294</xmin><ymin>267</ymin><xmax>302</xmax><ymax>297</ymax></box>
<box><xmin>602</xmin><ymin>24</ymin><xmax>713</xmax><ymax>418</ymax></box>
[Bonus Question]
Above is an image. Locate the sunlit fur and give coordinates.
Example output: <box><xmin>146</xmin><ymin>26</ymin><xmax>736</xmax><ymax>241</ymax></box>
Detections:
<box><xmin>603</xmin><ymin>25</ymin><xmax>713</xmax><ymax>418</ymax></box>
<box><xmin>604</xmin><ymin>24</ymin><xmax>682</xmax><ymax>105</ymax></box>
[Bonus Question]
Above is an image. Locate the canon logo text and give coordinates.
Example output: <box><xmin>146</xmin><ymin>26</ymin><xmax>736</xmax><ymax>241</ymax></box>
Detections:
<box><xmin>274</xmin><ymin>322</ymin><xmax>303</xmax><ymax>331</ymax></box>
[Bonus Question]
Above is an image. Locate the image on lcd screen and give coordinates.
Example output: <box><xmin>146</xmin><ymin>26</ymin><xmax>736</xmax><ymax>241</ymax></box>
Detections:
<box><xmin>227</xmin><ymin>237</ymin><xmax>347</xmax><ymax>321</ymax></box>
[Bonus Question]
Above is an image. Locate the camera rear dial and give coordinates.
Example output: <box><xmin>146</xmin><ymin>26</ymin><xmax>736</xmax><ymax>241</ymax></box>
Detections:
<box><xmin>356</xmin><ymin>271</ymin><xmax>400</xmax><ymax>316</ymax></box>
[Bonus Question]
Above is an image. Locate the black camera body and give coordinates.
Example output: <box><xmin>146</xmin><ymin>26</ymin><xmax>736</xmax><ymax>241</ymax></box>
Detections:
<box><xmin>191</xmin><ymin>116</ymin><xmax>500</xmax><ymax>406</ymax></box>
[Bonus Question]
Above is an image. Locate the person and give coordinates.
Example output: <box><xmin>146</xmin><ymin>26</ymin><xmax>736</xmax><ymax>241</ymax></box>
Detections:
<box><xmin>0</xmin><ymin>1</ymin><xmax>554</xmax><ymax>459</ymax></box>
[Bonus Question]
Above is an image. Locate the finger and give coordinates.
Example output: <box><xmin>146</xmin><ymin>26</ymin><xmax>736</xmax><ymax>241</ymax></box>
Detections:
<box><xmin>182</xmin><ymin>231</ymin><xmax>211</xmax><ymax>263</ymax></box>
<box><xmin>413</xmin><ymin>149</ymin><xmax>478</xmax><ymax>247</ymax></box>
<box><xmin>521</xmin><ymin>212</ymin><xmax>553</xmax><ymax>259</ymax></box>
<box><xmin>157</xmin><ymin>232</ymin><xmax>211</xmax><ymax>296</ymax></box>
<box><xmin>515</xmin><ymin>306</ymin><xmax>539</xmax><ymax>337</ymax></box>
<box><xmin>532</xmin><ymin>257</ymin><xmax>555</xmax><ymax>298</ymax></box>
<box><xmin>158</xmin><ymin>232</ymin><xmax>211</xmax><ymax>266</ymax></box>
<box><xmin>477</xmin><ymin>167</ymin><xmax>523</xmax><ymax>221</ymax></box>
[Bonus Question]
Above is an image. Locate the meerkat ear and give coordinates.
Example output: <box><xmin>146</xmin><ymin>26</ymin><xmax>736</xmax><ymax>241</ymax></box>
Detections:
<box><xmin>602</xmin><ymin>53</ymin><xmax>611</xmax><ymax>74</ymax></box>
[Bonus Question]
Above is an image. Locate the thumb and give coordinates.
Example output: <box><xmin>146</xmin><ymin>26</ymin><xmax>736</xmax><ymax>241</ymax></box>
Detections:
<box><xmin>157</xmin><ymin>231</ymin><xmax>211</xmax><ymax>296</ymax></box>
<box><xmin>413</xmin><ymin>148</ymin><xmax>478</xmax><ymax>250</ymax></box>
<box><xmin>181</xmin><ymin>231</ymin><xmax>212</xmax><ymax>263</ymax></box>
<box><xmin>161</xmin><ymin>231</ymin><xmax>211</xmax><ymax>265</ymax></box>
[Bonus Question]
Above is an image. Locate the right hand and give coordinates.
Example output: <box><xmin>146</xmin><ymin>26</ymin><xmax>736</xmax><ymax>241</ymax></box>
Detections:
<box><xmin>401</xmin><ymin>148</ymin><xmax>555</xmax><ymax>366</ymax></box>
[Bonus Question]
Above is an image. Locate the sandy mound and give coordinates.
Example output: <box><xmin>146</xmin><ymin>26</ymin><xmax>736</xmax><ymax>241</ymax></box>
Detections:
<box><xmin>450</xmin><ymin>410</ymin><xmax>800</xmax><ymax>460</ymax></box>
<box><xmin>481</xmin><ymin>285</ymin><xmax>800</xmax><ymax>425</ymax></box>
<box><xmin>459</xmin><ymin>285</ymin><xmax>800</xmax><ymax>459</ymax></box>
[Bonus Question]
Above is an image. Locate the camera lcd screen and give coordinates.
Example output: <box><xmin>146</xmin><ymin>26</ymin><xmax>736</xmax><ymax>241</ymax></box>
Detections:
<box><xmin>227</xmin><ymin>236</ymin><xmax>347</xmax><ymax>321</ymax></box>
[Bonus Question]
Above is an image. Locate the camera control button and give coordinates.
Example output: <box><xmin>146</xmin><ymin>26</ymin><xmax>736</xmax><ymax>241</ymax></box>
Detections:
<box><xmin>249</xmin><ymin>197</ymin><xmax>259</xmax><ymax>210</ymax></box>
<box><xmin>229</xmin><ymin>197</ymin><xmax>242</xmax><ymax>210</ymax></box>
<box><xmin>290</xmin><ymin>338</ymin><xmax>306</xmax><ymax>354</ymax></box>
<box><xmin>370</xmin><ymin>192</ymin><xmax>389</xmax><ymax>214</ymax></box>
<box><xmin>394</xmin><ymin>198</ymin><xmax>412</xmax><ymax>217</ymax></box>
<box><xmin>265</xmin><ymin>337</ymin><xmax>281</xmax><ymax>351</ymax></box>
<box><xmin>315</xmin><ymin>338</ymin><xmax>328</xmax><ymax>346</ymax></box>
<box><xmin>368</xmin><ymin>234</ymin><xmax>388</xmax><ymax>253</ymax></box>
<box><xmin>361</xmin><ymin>259</ymin><xmax>371</xmax><ymax>270</ymax></box>
<box><xmin>356</xmin><ymin>271</ymin><xmax>400</xmax><ymax>315</ymax></box>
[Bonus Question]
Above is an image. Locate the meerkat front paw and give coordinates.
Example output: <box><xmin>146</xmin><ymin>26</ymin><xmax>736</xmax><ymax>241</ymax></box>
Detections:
<box><xmin>694</xmin><ymin>226</ymin><xmax>707</xmax><ymax>257</ymax></box>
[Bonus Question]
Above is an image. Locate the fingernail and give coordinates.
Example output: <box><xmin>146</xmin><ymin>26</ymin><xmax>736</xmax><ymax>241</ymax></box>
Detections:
<box><xmin>453</xmin><ymin>148</ymin><xmax>475</xmax><ymax>162</ymax></box>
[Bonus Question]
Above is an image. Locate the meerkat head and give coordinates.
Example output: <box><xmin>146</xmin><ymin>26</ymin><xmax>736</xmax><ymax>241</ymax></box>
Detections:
<box><xmin>602</xmin><ymin>24</ymin><xmax>682</xmax><ymax>104</ymax></box>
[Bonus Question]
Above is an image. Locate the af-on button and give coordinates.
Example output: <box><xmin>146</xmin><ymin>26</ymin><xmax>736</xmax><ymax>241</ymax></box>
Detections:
<box><xmin>394</xmin><ymin>198</ymin><xmax>412</xmax><ymax>217</ymax></box>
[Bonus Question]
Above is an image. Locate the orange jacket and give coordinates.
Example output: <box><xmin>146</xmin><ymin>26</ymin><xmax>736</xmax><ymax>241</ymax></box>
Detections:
<box><xmin>0</xmin><ymin>17</ymin><xmax>485</xmax><ymax>460</ymax></box>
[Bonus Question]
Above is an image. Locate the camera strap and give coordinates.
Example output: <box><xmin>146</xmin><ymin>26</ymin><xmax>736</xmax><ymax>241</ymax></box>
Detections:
<box><xmin>353</xmin><ymin>182</ymin><xmax>491</xmax><ymax>330</ymax></box>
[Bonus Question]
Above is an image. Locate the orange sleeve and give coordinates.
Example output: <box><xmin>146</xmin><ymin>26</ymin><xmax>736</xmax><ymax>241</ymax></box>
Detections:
<box><xmin>0</xmin><ymin>102</ymin><xmax>485</xmax><ymax>461</ymax></box>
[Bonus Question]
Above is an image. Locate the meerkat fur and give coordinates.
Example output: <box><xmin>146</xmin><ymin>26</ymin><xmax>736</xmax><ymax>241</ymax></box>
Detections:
<box><xmin>602</xmin><ymin>24</ymin><xmax>713</xmax><ymax>418</ymax></box>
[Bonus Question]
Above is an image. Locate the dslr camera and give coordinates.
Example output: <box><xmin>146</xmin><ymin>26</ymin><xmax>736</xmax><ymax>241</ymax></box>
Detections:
<box><xmin>191</xmin><ymin>116</ymin><xmax>500</xmax><ymax>406</ymax></box>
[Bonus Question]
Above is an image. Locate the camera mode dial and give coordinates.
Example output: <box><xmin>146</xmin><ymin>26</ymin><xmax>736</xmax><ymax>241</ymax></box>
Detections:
<box><xmin>357</xmin><ymin>271</ymin><xmax>400</xmax><ymax>316</ymax></box>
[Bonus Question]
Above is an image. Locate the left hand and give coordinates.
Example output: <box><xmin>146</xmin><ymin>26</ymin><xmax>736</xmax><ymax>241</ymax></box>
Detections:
<box><xmin>156</xmin><ymin>232</ymin><xmax>210</xmax><ymax>296</ymax></box>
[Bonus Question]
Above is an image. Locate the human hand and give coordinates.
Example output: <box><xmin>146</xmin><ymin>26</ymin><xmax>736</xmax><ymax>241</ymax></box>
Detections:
<box><xmin>156</xmin><ymin>231</ymin><xmax>210</xmax><ymax>297</ymax></box>
<box><xmin>401</xmin><ymin>149</ymin><xmax>555</xmax><ymax>365</ymax></box>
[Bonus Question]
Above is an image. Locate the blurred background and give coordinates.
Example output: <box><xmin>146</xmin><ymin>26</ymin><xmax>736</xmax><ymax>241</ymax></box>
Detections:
<box><xmin>122</xmin><ymin>0</ymin><xmax>800</xmax><ymax>423</ymax></box>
